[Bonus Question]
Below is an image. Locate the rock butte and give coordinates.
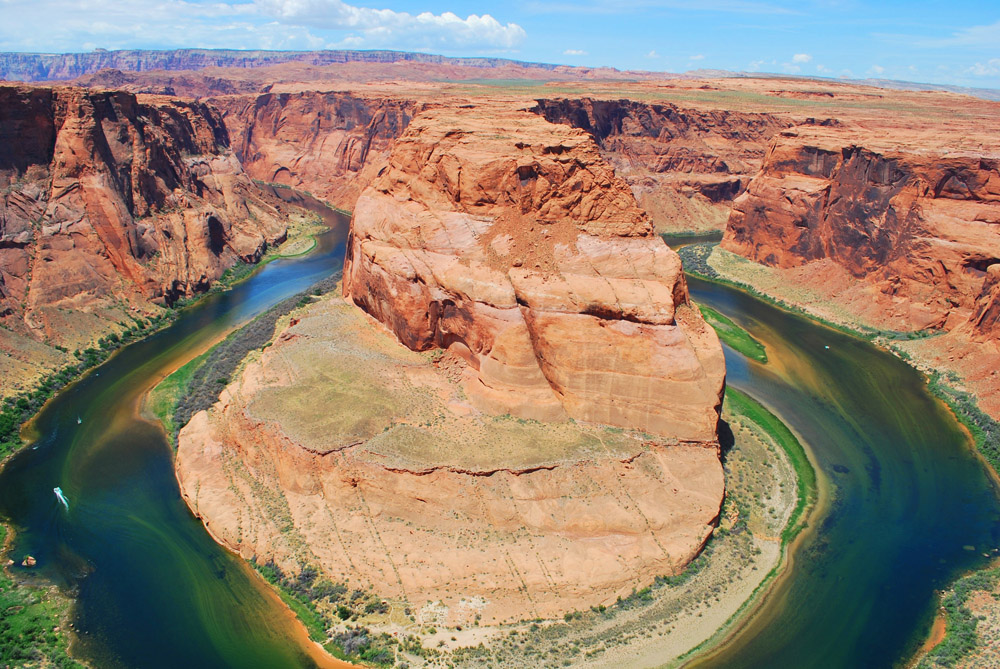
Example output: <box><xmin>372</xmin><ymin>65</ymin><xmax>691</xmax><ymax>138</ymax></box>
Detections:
<box><xmin>176</xmin><ymin>102</ymin><xmax>728</xmax><ymax>624</ymax></box>
<box><xmin>344</xmin><ymin>103</ymin><xmax>726</xmax><ymax>440</ymax></box>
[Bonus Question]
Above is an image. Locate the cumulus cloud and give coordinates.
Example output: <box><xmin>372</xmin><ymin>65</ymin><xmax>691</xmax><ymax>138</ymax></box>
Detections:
<box><xmin>0</xmin><ymin>0</ymin><xmax>526</xmax><ymax>52</ymax></box>
<box><xmin>256</xmin><ymin>0</ymin><xmax>525</xmax><ymax>49</ymax></box>
<box><xmin>563</xmin><ymin>49</ymin><xmax>587</xmax><ymax>56</ymax></box>
<box><xmin>792</xmin><ymin>53</ymin><xmax>811</xmax><ymax>63</ymax></box>
<box><xmin>968</xmin><ymin>59</ymin><xmax>1000</xmax><ymax>76</ymax></box>
<box><xmin>646</xmin><ymin>50</ymin><xmax>660</xmax><ymax>58</ymax></box>
<box><xmin>689</xmin><ymin>54</ymin><xmax>704</xmax><ymax>61</ymax></box>
<box><xmin>868</xmin><ymin>65</ymin><xmax>885</xmax><ymax>75</ymax></box>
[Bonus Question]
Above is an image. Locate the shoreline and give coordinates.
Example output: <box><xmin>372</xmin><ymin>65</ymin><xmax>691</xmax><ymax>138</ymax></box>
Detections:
<box><xmin>681</xmin><ymin>242</ymin><xmax>1000</xmax><ymax>668</ymax></box>
<box><xmin>0</xmin><ymin>203</ymin><xmax>330</xmax><ymax>669</ymax></box>
<box><xmin>676</xmin><ymin>389</ymin><xmax>828</xmax><ymax>668</ymax></box>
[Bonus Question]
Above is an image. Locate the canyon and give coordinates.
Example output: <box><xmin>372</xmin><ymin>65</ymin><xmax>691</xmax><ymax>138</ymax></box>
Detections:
<box><xmin>0</xmin><ymin>84</ymin><xmax>300</xmax><ymax>397</ymax></box>
<box><xmin>3</xmin><ymin>49</ymin><xmax>1000</xmax><ymax>667</ymax></box>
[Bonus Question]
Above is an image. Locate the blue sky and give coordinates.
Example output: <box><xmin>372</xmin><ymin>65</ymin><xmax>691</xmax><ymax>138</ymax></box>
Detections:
<box><xmin>1</xmin><ymin>0</ymin><xmax>998</xmax><ymax>88</ymax></box>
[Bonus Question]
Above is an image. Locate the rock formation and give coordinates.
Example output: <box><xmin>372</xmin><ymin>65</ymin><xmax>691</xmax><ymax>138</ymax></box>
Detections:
<box><xmin>723</xmin><ymin>125</ymin><xmax>1000</xmax><ymax>332</ymax></box>
<box><xmin>177</xmin><ymin>101</ymin><xmax>727</xmax><ymax>626</ymax></box>
<box><xmin>0</xmin><ymin>84</ymin><xmax>291</xmax><ymax>393</ymax></box>
<box><xmin>343</xmin><ymin>103</ymin><xmax>726</xmax><ymax>441</ymax></box>
<box><xmin>214</xmin><ymin>91</ymin><xmax>415</xmax><ymax>211</ymax></box>
<box><xmin>534</xmin><ymin>98</ymin><xmax>789</xmax><ymax>232</ymax></box>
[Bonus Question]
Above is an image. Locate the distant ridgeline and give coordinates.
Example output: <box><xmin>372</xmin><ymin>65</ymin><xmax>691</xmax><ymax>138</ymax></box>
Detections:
<box><xmin>0</xmin><ymin>48</ymin><xmax>570</xmax><ymax>82</ymax></box>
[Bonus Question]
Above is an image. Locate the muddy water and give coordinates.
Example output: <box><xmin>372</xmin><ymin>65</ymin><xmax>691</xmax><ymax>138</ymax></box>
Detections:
<box><xmin>0</xmin><ymin>191</ymin><xmax>352</xmax><ymax>668</ymax></box>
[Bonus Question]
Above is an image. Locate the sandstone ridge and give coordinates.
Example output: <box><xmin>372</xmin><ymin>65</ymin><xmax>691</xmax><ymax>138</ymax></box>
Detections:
<box><xmin>723</xmin><ymin>125</ymin><xmax>1000</xmax><ymax>334</ymax></box>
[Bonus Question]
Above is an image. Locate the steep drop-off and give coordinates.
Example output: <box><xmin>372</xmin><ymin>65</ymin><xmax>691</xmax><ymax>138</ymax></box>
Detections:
<box><xmin>214</xmin><ymin>91</ymin><xmax>415</xmax><ymax>211</ymax></box>
<box><xmin>0</xmin><ymin>85</ymin><xmax>291</xmax><ymax>394</ymax></box>
<box><xmin>534</xmin><ymin>98</ymin><xmax>789</xmax><ymax>232</ymax></box>
<box><xmin>723</xmin><ymin>126</ymin><xmax>1000</xmax><ymax>333</ymax></box>
<box><xmin>177</xmin><ymin>102</ymin><xmax>726</xmax><ymax>626</ymax></box>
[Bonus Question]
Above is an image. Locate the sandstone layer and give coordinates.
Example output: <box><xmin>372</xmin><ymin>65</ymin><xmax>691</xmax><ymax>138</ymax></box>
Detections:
<box><xmin>534</xmin><ymin>98</ymin><xmax>789</xmax><ymax>232</ymax></box>
<box><xmin>176</xmin><ymin>295</ymin><xmax>724</xmax><ymax>626</ymax></box>
<box><xmin>0</xmin><ymin>84</ymin><xmax>291</xmax><ymax>394</ymax></box>
<box><xmin>723</xmin><ymin>125</ymin><xmax>1000</xmax><ymax>334</ymax></box>
<box><xmin>343</xmin><ymin>103</ymin><xmax>726</xmax><ymax>442</ymax></box>
<box><xmin>214</xmin><ymin>91</ymin><xmax>416</xmax><ymax>211</ymax></box>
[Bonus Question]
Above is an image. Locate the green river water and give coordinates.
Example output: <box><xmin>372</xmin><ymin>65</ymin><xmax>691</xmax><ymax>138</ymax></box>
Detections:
<box><xmin>0</xmin><ymin>224</ymin><xmax>998</xmax><ymax>668</ymax></box>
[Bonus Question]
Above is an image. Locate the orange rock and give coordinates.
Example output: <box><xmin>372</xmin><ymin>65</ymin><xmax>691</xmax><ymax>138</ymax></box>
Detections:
<box><xmin>724</xmin><ymin>126</ymin><xmax>1000</xmax><ymax>333</ymax></box>
<box><xmin>0</xmin><ymin>84</ymin><xmax>290</xmax><ymax>350</ymax></box>
<box><xmin>343</xmin><ymin>103</ymin><xmax>725</xmax><ymax>441</ymax></box>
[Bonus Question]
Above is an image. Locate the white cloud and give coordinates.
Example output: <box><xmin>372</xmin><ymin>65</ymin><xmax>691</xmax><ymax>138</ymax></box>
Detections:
<box><xmin>968</xmin><ymin>59</ymin><xmax>1000</xmax><ymax>76</ymax></box>
<box><xmin>646</xmin><ymin>50</ymin><xmax>660</xmax><ymax>58</ymax></box>
<box><xmin>792</xmin><ymin>53</ymin><xmax>811</xmax><ymax>63</ymax></box>
<box><xmin>689</xmin><ymin>54</ymin><xmax>705</xmax><ymax>61</ymax></box>
<box><xmin>256</xmin><ymin>0</ymin><xmax>525</xmax><ymax>49</ymax></box>
<box><xmin>563</xmin><ymin>49</ymin><xmax>587</xmax><ymax>56</ymax></box>
<box><xmin>783</xmin><ymin>63</ymin><xmax>801</xmax><ymax>74</ymax></box>
<box><xmin>868</xmin><ymin>65</ymin><xmax>885</xmax><ymax>75</ymax></box>
<box><xmin>0</xmin><ymin>0</ymin><xmax>526</xmax><ymax>52</ymax></box>
<box><xmin>816</xmin><ymin>64</ymin><xmax>830</xmax><ymax>73</ymax></box>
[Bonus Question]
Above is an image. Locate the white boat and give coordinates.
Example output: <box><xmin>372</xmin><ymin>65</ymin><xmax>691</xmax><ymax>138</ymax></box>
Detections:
<box><xmin>53</xmin><ymin>486</ymin><xmax>69</xmax><ymax>511</ymax></box>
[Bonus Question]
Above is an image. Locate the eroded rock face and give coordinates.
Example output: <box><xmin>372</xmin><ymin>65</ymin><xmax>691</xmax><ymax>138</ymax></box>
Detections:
<box><xmin>0</xmin><ymin>85</ymin><xmax>289</xmax><ymax>371</ymax></box>
<box><xmin>215</xmin><ymin>91</ymin><xmax>416</xmax><ymax>211</ymax></box>
<box><xmin>723</xmin><ymin>126</ymin><xmax>1000</xmax><ymax>332</ymax></box>
<box><xmin>534</xmin><ymin>98</ymin><xmax>790</xmax><ymax>232</ymax></box>
<box><xmin>176</xmin><ymin>290</ymin><xmax>724</xmax><ymax>626</ymax></box>
<box><xmin>343</xmin><ymin>103</ymin><xmax>726</xmax><ymax>441</ymax></box>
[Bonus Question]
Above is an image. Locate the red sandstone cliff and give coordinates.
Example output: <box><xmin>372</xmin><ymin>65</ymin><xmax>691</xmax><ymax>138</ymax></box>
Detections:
<box><xmin>343</xmin><ymin>102</ymin><xmax>726</xmax><ymax>441</ymax></box>
<box><xmin>723</xmin><ymin>126</ymin><xmax>1000</xmax><ymax>333</ymax></box>
<box><xmin>0</xmin><ymin>85</ymin><xmax>291</xmax><ymax>392</ymax></box>
<box><xmin>212</xmin><ymin>92</ymin><xmax>416</xmax><ymax>211</ymax></box>
<box><xmin>533</xmin><ymin>98</ymin><xmax>789</xmax><ymax>232</ymax></box>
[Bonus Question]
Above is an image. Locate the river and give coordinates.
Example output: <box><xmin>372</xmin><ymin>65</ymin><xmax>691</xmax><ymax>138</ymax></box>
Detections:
<box><xmin>0</xmin><ymin>190</ymin><xmax>351</xmax><ymax>668</ymax></box>
<box><xmin>0</xmin><ymin>222</ymin><xmax>998</xmax><ymax>668</ymax></box>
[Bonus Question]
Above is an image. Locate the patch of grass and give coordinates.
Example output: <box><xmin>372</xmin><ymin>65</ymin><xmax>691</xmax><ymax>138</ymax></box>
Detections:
<box><xmin>698</xmin><ymin>304</ymin><xmax>768</xmax><ymax>363</ymax></box>
<box><xmin>928</xmin><ymin>372</ymin><xmax>1000</xmax><ymax>473</ymax></box>
<box><xmin>0</xmin><ymin>525</ymin><xmax>83</xmax><ymax>668</ymax></box>
<box><xmin>724</xmin><ymin>388</ymin><xmax>816</xmax><ymax>543</ymax></box>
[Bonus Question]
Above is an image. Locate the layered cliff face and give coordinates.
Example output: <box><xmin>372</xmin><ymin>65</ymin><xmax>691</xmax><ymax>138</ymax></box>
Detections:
<box><xmin>533</xmin><ymin>98</ymin><xmax>789</xmax><ymax>232</ymax></box>
<box><xmin>177</xmin><ymin>101</ymin><xmax>727</xmax><ymax>625</ymax></box>
<box><xmin>0</xmin><ymin>85</ymin><xmax>290</xmax><ymax>393</ymax></box>
<box><xmin>214</xmin><ymin>91</ymin><xmax>415</xmax><ymax>211</ymax></box>
<box><xmin>344</xmin><ymin>103</ymin><xmax>726</xmax><ymax>441</ymax></box>
<box><xmin>176</xmin><ymin>297</ymin><xmax>724</xmax><ymax>626</ymax></box>
<box><xmin>723</xmin><ymin>126</ymin><xmax>1000</xmax><ymax>332</ymax></box>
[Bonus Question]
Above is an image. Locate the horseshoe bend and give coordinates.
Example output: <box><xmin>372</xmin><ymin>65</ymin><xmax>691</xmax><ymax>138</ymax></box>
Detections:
<box><xmin>175</xmin><ymin>102</ymin><xmax>728</xmax><ymax>627</ymax></box>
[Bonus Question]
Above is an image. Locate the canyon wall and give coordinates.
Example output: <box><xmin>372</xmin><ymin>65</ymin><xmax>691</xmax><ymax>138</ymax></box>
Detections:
<box><xmin>214</xmin><ymin>91</ymin><xmax>416</xmax><ymax>211</ymax></box>
<box><xmin>343</xmin><ymin>102</ymin><xmax>726</xmax><ymax>441</ymax></box>
<box><xmin>534</xmin><ymin>98</ymin><xmax>789</xmax><ymax>232</ymax></box>
<box><xmin>723</xmin><ymin>126</ymin><xmax>1000</xmax><ymax>333</ymax></box>
<box><xmin>0</xmin><ymin>85</ymin><xmax>291</xmax><ymax>393</ymax></box>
